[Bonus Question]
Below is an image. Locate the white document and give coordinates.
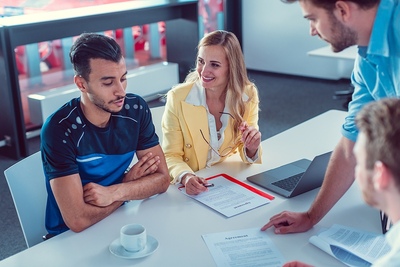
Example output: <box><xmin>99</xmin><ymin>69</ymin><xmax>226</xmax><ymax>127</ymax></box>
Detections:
<box><xmin>202</xmin><ymin>227</ymin><xmax>285</xmax><ymax>267</ymax></box>
<box><xmin>309</xmin><ymin>224</ymin><xmax>391</xmax><ymax>267</ymax></box>
<box><xmin>179</xmin><ymin>175</ymin><xmax>271</xmax><ymax>217</ymax></box>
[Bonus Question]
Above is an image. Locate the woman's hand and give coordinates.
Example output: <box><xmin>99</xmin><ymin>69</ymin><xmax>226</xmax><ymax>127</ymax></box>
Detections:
<box><xmin>239</xmin><ymin>121</ymin><xmax>261</xmax><ymax>158</ymax></box>
<box><xmin>283</xmin><ymin>261</ymin><xmax>314</xmax><ymax>267</ymax></box>
<box><xmin>182</xmin><ymin>174</ymin><xmax>209</xmax><ymax>195</ymax></box>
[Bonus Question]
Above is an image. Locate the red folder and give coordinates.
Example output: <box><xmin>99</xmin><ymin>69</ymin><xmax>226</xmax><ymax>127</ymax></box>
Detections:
<box><xmin>179</xmin><ymin>173</ymin><xmax>275</xmax><ymax>200</ymax></box>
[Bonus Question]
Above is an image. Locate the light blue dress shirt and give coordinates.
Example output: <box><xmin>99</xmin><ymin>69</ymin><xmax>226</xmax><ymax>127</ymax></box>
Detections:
<box><xmin>372</xmin><ymin>222</ymin><xmax>400</xmax><ymax>266</ymax></box>
<box><xmin>342</xmin><ymin>0</ymin><xmax>400</xmax><ymax>142</ymax></box>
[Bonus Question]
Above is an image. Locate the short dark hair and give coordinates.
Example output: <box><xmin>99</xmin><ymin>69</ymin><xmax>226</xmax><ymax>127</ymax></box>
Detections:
<box><xmin>281</xmin><ymin>0</ymin><xmax>379</xmax><ymax>10</ymax></box>
<box><xmin>69</xmin><ymin>32</ymin><xmax>122</xmax><ymax>81</ymax></box>
<box><xmin>356</xmin><ymin>98</ymin><xmax>400</xmax><ymax>187</ymax></box>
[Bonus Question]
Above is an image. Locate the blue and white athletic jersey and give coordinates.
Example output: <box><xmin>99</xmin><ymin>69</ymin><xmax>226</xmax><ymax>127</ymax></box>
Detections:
<box><xmin>41</xmin><ymin>93</ymin><xmax>159</xmax><ymax>235</ymax></box>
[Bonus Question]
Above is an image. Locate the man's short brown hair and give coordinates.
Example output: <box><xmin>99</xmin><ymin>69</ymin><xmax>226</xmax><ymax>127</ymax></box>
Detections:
<box><xmin>356</xmin><ymin>98</ymin><xmax>400</xmax><ymax>187</ymax></box>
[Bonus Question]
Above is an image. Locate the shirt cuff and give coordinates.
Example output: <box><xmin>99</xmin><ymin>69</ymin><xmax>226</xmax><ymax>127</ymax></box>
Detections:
<box><xmin>243</xmin><ymin>146</ymin><xmax>260</xmax><ymax>163</ymax></box>
<box><xmin>177</xmin><ymin>171</ymin><xmax>195</xmax><ymax>184</ymax></box>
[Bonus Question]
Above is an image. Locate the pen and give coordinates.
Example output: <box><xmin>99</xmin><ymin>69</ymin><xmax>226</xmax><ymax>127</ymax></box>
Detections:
<box><xmin>204</xmin><ymin>183</ymin><xmax>214</xmax><ymax>188</ymax></box>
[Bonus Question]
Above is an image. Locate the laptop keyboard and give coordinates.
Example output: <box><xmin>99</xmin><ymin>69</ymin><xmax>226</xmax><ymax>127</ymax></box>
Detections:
<box><xmin>272</xmin><ymin>172</ymin><xmax>304</xmax><ymax>192</ymax></box>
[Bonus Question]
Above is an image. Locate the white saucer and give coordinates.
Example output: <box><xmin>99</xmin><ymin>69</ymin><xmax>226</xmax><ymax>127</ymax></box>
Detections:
<box><xmin>109</xmin><ymin>235</ymin><xmax>159</xmax><ymax>259</ymax></box>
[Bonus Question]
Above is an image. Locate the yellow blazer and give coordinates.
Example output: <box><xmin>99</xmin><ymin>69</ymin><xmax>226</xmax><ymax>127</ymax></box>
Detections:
<box><xmin>161</xmin><ymin>82</ymin><xmax>262</xmax><ymax>184</ymax></box>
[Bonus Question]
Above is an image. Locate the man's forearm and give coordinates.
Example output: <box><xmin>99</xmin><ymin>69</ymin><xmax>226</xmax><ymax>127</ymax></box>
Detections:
<box><xmin>308</xmin><ymin>137</ymin><xmax>356</xmax><ymax>225</ymax></box>
<box><xmin>66</xmin><ymin>200</ymin><xmax>123</xmax><ymax>233</ymax></box>
<box><xmin>115</xmin><ymin>172</ymin><xmax>169</xmax><ymax>201</ymax></box>
<box><xmin>70</xmin><ymin>172</ymin><xmax>169</xmax><ymax>232</ymax></box>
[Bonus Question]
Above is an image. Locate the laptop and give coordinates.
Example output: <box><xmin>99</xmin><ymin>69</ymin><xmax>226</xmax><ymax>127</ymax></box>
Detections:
<box><xmin>247</xmin><ymin>151</ymin><xmax>332</xmax><ymax>198</ymax></box>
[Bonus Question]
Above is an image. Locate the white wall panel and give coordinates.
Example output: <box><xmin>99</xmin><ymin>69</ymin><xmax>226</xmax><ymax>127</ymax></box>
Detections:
<box><xmin>242</xmin><ymin>0</ymin><xmax>353</xmax><ymax>80</ymax></box>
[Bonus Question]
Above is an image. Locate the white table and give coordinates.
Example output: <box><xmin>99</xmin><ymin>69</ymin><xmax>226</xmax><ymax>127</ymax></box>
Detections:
<box><xmin>0</xmin><ymin>110</ymin><xmax>381</xmax><ymax>267</ymax></box>
<box><xmin>308</xmin><ymin>45</ymin><xmax>358</xmax><ymax>79</ymax></box>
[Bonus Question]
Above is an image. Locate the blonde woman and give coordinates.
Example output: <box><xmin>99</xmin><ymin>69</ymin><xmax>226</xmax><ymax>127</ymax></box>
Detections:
<box><xmin>162</xmin><ymin>30</ymin><xmax>262</xmax><ymax>195</ymax></box>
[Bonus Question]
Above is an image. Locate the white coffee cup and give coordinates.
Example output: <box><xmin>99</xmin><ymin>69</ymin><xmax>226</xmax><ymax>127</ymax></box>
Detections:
<box><xmin>120</xmin><ymin>224</ymin><xmax>147</xmax><ymax>252</ymax></box>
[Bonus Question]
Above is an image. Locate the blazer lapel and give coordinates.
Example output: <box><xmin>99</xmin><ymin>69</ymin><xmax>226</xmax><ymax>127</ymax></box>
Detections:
<box><xmin>181</xmin><ymin>101</ymin><xmax>209</xmax><ymax>169</ymax></box>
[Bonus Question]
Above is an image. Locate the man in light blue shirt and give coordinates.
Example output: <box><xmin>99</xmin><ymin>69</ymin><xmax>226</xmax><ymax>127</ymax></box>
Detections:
<box><xmin>281</xmin><ymin>99</ymin><xmax>400</xmax><ymax>267</ymax></box>
<box><xmin>262</xmin><ymin>0</ymin><xmax>400</xmax><ymax>234</ymax></box>
<box><xmin>343</xmin><ymin>0</ymin><xmax>400</xmax><ymax>141</ymax></box>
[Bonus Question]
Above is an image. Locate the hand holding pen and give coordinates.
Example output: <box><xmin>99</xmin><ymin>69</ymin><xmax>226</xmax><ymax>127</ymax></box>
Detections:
<box><xmin>182</xmin><ymin>174</ymin><xmax>213</xmax><ymax>195</ymax></box>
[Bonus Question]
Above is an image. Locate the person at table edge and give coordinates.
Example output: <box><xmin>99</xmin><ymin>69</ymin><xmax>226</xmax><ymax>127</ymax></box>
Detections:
<box><xmin>161</xmin><ymin>30</ymin><xmax>262</xmax><ymax>195</ymax></box>
<box><xmin>262</xmin><ymin>0</ymin><xmax>400</xmax><ymax>234</ymax></box>
<box><xmin>284</xmin><ymin>98</ymin><xmax>400</xmax><ymax>266</ymax></box>
<box><xmin>41</xmin><ymin>33</ymin><xmax>169</xmax><ymax>236</ymax></box>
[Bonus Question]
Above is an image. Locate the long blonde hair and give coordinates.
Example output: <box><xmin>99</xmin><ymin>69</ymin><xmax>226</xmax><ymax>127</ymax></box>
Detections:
<box><xmin>184</xmin><ymin>30</ymin><xmax>257</xmax><ymax>140</ymax></box>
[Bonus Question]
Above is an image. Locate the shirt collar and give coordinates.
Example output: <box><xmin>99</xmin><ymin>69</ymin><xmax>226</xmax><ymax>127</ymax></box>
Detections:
<box><xmin>185</xmin><ymin>80</ymin><xmax>250</xmax><ymax>105</ymax></box>
<box><xmin>386</xmin><ymin>221</ymin><xmax>400</xmax><ymax>248</ymax></box>
<box><xmin>367</xmin><ymin>0</ymin><xmax>395</xmax><ymax>57</ymax></box>
<box><xmin>185</xmin><ymin>81</ymin><xmax>206</xmax><ymax>106</ymax></box>
<box><xmin>357</xmin><ymin>46</ymin><xmax>368</xmax><ymax>58</ymax></box>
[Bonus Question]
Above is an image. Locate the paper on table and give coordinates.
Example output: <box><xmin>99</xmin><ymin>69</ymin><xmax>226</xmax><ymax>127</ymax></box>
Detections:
<box><xmin>179</xmin><ymin>174</ymin><xmax>271</xmax><ymax>217</ymax></box>
<box><xmin>202</xmin><ymin>227</ymin><xmax>286</xmax><ymax>267</ymax></box>
<box><xmin>309</xmin><ymin>224</ymin><xmax>390</xmax><ymax>267</ymax></box>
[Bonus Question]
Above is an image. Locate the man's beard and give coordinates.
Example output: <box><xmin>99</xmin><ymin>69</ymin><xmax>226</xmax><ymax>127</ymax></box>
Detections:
<box><xmin>326</xmin><ymin>13</ymin><xmax>358</xmax><ymax>52</ymax></box>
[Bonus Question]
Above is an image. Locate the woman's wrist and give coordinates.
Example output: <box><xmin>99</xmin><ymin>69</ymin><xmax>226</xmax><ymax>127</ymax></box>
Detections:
<box><xmin>182</xmin><ymin>173</ymin><xmax>195</xmax><ymax>186</ymax></box>
<box><xmin>245</xmin><ymin>147</ymin><xmax>258</xmax><ymax>159</ymax></box>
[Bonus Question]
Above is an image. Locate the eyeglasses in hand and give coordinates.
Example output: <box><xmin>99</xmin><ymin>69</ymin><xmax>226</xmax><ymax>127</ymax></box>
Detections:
<box><xmin>199</xmin><ymin>112</ymin><xmax>242</xmax><ymax>157</ymax></box>
<box><xmin>200</xmin><ymin>129</ymin><xmax>239</xmax><ymax>157</ymax></box>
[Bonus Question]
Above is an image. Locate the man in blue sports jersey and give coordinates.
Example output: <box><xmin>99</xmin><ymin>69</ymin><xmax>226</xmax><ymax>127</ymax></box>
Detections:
<box><xmin>262</xmin><ymin>0</ymin><xmax>400</xmax><ymax>234</ymax></box>
<box><xmin>41</xmin><ymin>33</ymin><xmax>170</xmax><ymax>237</ymax></box>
